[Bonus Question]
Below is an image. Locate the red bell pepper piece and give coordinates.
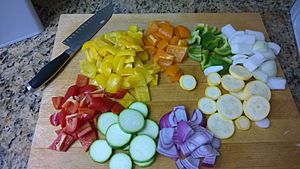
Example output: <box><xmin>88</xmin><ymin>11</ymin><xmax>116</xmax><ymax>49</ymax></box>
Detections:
<box><xmin>55</xmin><ymin>128</ymin><xmax>78</xmax><ymax>139</ymax></box>
<box><xmin>63</xmin><ymin>85</ymin><xmax>79</xmax><ymax>103</ymax></box>
<box><xmin>50</xmin><ymin>112</ymin><xmax>61</xmax><ymax>126</ymax></box>
<box><xmin>105</xmin><ymin>92</ymin><xmax>116</xmax><ymax>98</ymax></box>
<box><xmin>48</xmin><ymin>133</ymin><xmax>76</xmax><ymax>152</ymax></box>
<box><xmin>78</xmin><ymin>85</ymin><xmax>98</xmax><ymax>95</ymax></box>
<box><xmin>111</xmin><ymin>102</ymin><xmax>125</xmax><ymax>114</ymax></box>
<box><xmin>114</xmin><ymin>89</ymin><xmax>128</xmax><ymax>99</ymax></box>
<box><xmin>78</xmin><ymin>107</ymin><xmax>96</xmax><ymax>122</ymax></box>
<box><xmin>51</xmin><ymin>96</ymin><xmax>63</xmax><ymax>110</ymax></box>
<box><xmin>89</xmin><ymin>97</ymin><xmax>114</xmax><ymax>113</ymax></box>
<box><xmin>60</xmin><ymin>110</ymin><xmax>67</xmax><ymax>128</ymax></box>
<box><xmin>62</xmin><ymin>96</ymin><xmax>79</xmax><ymax>114</ymax></box>
<box><xmin>78</xmin><ymin>129</ymin><xmax>98</xmax><ymax>152</ymax></box>
<box><xmin>63</xmin><ymin>115</ymin><xmax>79</xmax><ymax>133</ymax></box>
<box><xmin>76</xmin><ymin>74</ymin><xmax>89</xmax><ymax>87</ymax></box>
<box><xmin>76</xmin><ymin>122</ymin><xmax>93</xmax><ymax>138</ymax></box>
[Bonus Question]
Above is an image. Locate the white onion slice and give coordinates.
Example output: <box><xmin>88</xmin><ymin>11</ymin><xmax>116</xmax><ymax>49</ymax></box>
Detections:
<box><xmin>267</xmin><ymin>77</ymin><xmax>286</xmax><ymax>90</ymax></box>
<box><xmin>203</xmin><ymin>66</ymin><xmax>224</xmax><ymax>76</ymax></box>
<box><xmin>245</xmin><ymin>29</ymin><xmax>265</xmax><ymax>41</ymax></box>
<box><xmin>243</xmin><ymin>52</ymin><xmax>266</xmax><ymax>72</ymax></box>
<box><xmin>267</xmin><ymin>42</ymin><xmax>281</xmax><ymax>55</ymax></box>
<box><xmin>221</xmin><ymin>24</ymin><xmax>236</xmax><ymax>39</ymax></box>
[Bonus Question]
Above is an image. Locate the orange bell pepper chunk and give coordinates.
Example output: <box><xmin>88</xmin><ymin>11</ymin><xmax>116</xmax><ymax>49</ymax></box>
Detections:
<box><xmin>177</xmin><ymin>39</ymin><xmax>188</xmax><ymax>46</ymax></box>
<box><xmin>145</xmin><ymin>22</ymin><xmax>159</xmax><ymax>36</ymax></box>
<box><xmin>170</xmin><ymin>36</ymin><xmax>179</xmax><ymax>45</ymax></box>
<box><xmin>169</xmin><ymin>70</ymin><xmax>183</xmax><ymax>82</ymax></box>
<box><xmin>146</xmin><ymin>34</ymin><xmax>161</xmax><ymax>46</ymax></box>
<box><xmin>166</xmin><ymin>45</ymin><xmax>188</xmax><ymax>63</ymax></box>
<box><xmin>164</xmin><ymin>65</ymin><xmax>180</xmax><ymax>77</ymax></box>
<box><xmin>153</xmin><ymin>20</ymin><xmax>171</xmax><ymax>27</ymax></box>
<box><xmin>174</xmin><ymin>25</ymin><xmax>191</xmax><ymax>39</ymax></box>
<box><xmin>158</xmin><ymin>58</ymin><xmax>174</xmax><ymax>67</ymax></box>
<box><xmin>156</xmin><ymin>24</ymin><xmax>173</xmax><ymax>41</ymax></box>
<box><xmin>156</xmin><ymin>39</ymin><xmax>169</xmax><ymax>50</ymax></box>
<box><xmin>155</xmin><ymin>49</ymin><xmax>175</xmax><ymax>61</ymax></box>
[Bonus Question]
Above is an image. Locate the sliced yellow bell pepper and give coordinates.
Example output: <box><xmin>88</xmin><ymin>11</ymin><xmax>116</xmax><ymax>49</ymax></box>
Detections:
<box><xmin>137</xmin><ymin>51</ymin><xmax>149</xmax><ymax>61</ymax></box>
<box><xmin>134</xmin><ymin>86</ymin><xmax>150</xmax><ymax>102</ymax></box>
<box><xmin>79</xmin><ymin>60</ymin><xmax>97</xmax><ymax>78</ymax></box>
<box><xmin>119</xmin><ymin>67</ymin><xmax>135</xmax><ymax>76</ymax></box>
<box><xmin>98</xmin><ymin>46</ymin><xmax>118</xmax><ymax>56</ymax></box>
<box><xmin>94</xmin><ymin>74</ymin><xmax>108</xmax><ymax>89</ymax></box>
<box><xmin>101</xmin><ymin>61</ymin><xmax>113</xmax><ymax>77</ymax></box>
<box><xmin>113</xmin><ymin>56</ymin><xmax>126</xmax><ymax>73</ymax></box>
<box><xmin>128</xmin><ymin>25</ymin><xmax>138</xmax><ymax>32</ymax></box>
<box><xmin>150</xmin><ymin>74</ymin><xmax>159</xmax><ymax>86</ymax></box>
<box><xmin>135</xmin><ymin>67</ymin><xmax>153</xmax><ymax>84</ymax></box>
<box><xmin>127</xmin><ymin>73</ymin><xmax>147</xmax><ymax>87</ymax></box>
<box><xmin>106</xmin><ymin>73</ymin><xmax>122</xmax><ymax>94</ymax></box>
<box><xmin>134</xmin><ymin>57</ymin><xmax>144</xmax><ymax>68</ymax></box>
<box><xmin>119</xmin><ymin>92</ymin><xmax>136</xmax><ymax>108</ymax></box>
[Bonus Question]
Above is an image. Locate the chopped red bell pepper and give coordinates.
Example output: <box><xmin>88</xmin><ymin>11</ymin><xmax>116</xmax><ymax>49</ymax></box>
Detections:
<box><xmin>63</xmin><ymin>115</ymin><xmax>79</xmax><ymax>133</ymax></box>
<box><xmin>60</xmin><ymin>110</ymin><xmax>67</xmax><ymax>128</ymax></box>
<box><xmin>105</xmin><ymin>92</ymin><xmax>116</xmax><ymax>98</ymax></box>
<box><xmin>55</xmin><ymin>128</ymin><xmax>78</xmax><ymax>139</ymax></box>
<box><xmin>111</xmin><ymin>102</ymin><xmax>125</xmax><ymax>114</ymax></box>
<box><xmin>50</xmin><ymin>112</ymin><xmax>61</xmax><ymax>126</ymax></box>
<box><xmin>62</xmin><ymin>96</ymin><xmax>79</xmax><ymax>114</ymax></box>
<box><xmin>48</xmin><ymin>133</ymin><xmax>76</xmax><ymax>152</ymax></box>
<box><xmin>78</xmin><ymin>107</ymin><xmax>96</xmax><ymax>122</ymax></box>
<box><xmin>78</xmin><ymin>85</ymin><xmax>98</xmax><ymax>95</ymax></box>
<box><xmin>51</xmin><ymin>96</ymin><xmax>63</xmax><ymax>110</ymax></box>
<box><xmin>114</xmin><ymin>89</ymin><xmax>128</xmax><ymax>99</ymax></box>
<box><xmin>63</xmin><ymin>85</ymin><xmax>79</xmax><ymax>103</ymax></box>
<box><xmin>78</xmin><ymin>129</ymin><xmax>98</xmax><ymax>152</ymax></box>
<box><xmin>76</xmin><ymin>74</ymin><xmax>89</xmax><ymax>87</ymax></box>
<box><xmin>76</xmin><ymin>122</ymin><xmax>93</xmax><ymax>138</ymax></box>
<box><xmin>89</xmin><ymin>97</ymin><xmax>114</xmax><ymax>113</ymax></box>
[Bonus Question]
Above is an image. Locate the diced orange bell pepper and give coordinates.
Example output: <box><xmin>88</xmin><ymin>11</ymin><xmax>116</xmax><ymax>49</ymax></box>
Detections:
<box><xmin>170</xmin><ymin>36</ymin><xmax>179</xmax><ymax>45</ymax></box>
<box><xmin>177</xmin><ymin>39</ymin><xmax>188</xmax><ymax>46</ymax></box>
<box><xmin>166</xmin><ymin>45</ymin><xmax>188</xmax><ymax>63</ymax></box>
<box><xmin>164</xmin><ymin>65</ymin><xmax>180</xmax><ymax>77</ymax></box>
<box><xmin>174</xmin><ymin>25</ymin><xmax>191</xmax><ymax>39</ymax></box>
<box><xmin>169</xmin><ymin>70</ymin><xmax>183</xmax><ymax>82</ymax></box>
<box><xmin>146</xmin><ymin>34</ymin><xmax>160</xmax><ymax>46</ymax></box>
<box><xmin>156</xmin><ymin>39</ymin><xmax>169</xmax><ymax>50</ymax></box>
<box><xmin>158</xmin><ymin>58</ymin><xmax>174</xmax><ymax>67</ymax></box>
<box><xmin>156</xmin><ymin>24</ymin><xmax>173</xmax><ymax>41</ymax></box>
<box><xmin>145</xmin><ymin>22</ymin><xmax>159</xmax><ymax>35</ymax></box>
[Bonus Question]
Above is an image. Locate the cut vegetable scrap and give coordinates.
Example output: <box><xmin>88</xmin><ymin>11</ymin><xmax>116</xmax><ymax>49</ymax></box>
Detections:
<box><xmin>234</xmin><ymin>116</ymin><xmax>251</xmax><ymax>130</ymax></box>
<box><xmin>267</xmin><ymin>77</ymin><xmax>286</xmax><ymax>90</ymax></box>
<box><xmin>203</xmin><ymin>66</ymin><xmax>224</xmax><ymax>76</ymax></box>
<box><xmin>179</xmin><ymin>74</ymin><xmax>197</xmax><ymax>91</ymax></box>
<box><xmin>198</xmin><ymin>97</ymin><xmax>217</xmax><ymax>115</ymax></box>
<box><xmin>221</xmin><ymin>74</ymin><xmax>245</xmax><ymax>92</ymax></box>
<box><xmin>255</xmin><ymin>118</ymin><xmax>271</xmax><ymax>128</ymax></box>
<box><xmin>217</xmin><ymin>94</ymin><xmax>243</xmax><ymax>120</ymax></box>
<box><xmin>243</xmin><ymin>96</ymin><xmax>270</xmax><ymax>121</ymax></box>
<box><xmin>205</xmin><ymin>86</ymin><xmax>222</xmax><ymax>100</ymax></box>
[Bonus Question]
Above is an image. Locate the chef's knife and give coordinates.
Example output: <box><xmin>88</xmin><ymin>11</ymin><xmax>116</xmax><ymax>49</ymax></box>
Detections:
<box><xmin>26</xmin><ymin>3</ymin><xmax>113</xmax><ymax>91</ymax></box>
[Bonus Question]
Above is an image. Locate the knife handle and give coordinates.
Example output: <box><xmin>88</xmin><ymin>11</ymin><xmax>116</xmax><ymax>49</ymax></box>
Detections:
<box><xmin>26</xmin><ymin>50</ymin><xmax>74</xmax><ymax>91</ymax></box>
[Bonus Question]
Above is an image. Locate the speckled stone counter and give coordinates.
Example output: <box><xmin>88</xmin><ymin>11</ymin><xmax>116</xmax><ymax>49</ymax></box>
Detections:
<box><xmin>0</xmin><ymin>0</ymin><xmax>299</xmax><ymax>168</ymax></box>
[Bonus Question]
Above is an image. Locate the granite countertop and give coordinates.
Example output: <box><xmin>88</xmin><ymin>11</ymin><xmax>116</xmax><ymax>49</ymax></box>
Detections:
<box><xmin>0</xmin><ymin>0</ymin><xmax>299</xmax><ymax>168</ymax></box>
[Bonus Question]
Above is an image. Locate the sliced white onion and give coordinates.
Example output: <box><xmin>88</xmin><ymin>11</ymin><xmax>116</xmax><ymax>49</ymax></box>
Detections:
<box><xmin>245</xmin><ymin>29</ymin><xmax>265</xmax><ymax>41</ymax></box>
<box><xmin>258</xmin><ymin>49</ymin><xmax>276</xmax><ymax>60</ymax></box>
<box><xmin>221</xmin><ymin>24</ymin><xmax>236</xmax><ymax>39</ymax></box>
<box><xmin>230</xmin><ymin>34</ymin><xmax>256</xmax><ymax>45</ymax></box>
<box><xmin>267</xmin><ymin>42</ymin><xmax>281</xmax><ymax>55</ymax></box>
<box><xmin>204</xmin><ymin>66</ymin><xmax>224</xmax><ymax>76</ymax></box>
<box><xmin>243</xmin><ymin>52</ymin><xmax>266</xmax><ymax>72</ymax></box>
<box><xmin>230</xmin><ymin>54</ymin><xmax>248</xmax><ymax>61</ymax></box>
<box><xmin>267</xmin><ymin>77</ymin><xmax>286</xmax><ymax>90</ymax></box>
<box><xmin>252</xmin><ymin>69</ymin><xmax>268</xmax><ymax>83</ymax></box>
<box><xmin>229</xmin><ymin>31</ymin><xmax>245</xmax><ymax>45</ymax></box>
<box><xmin>258</xmin><ymin>60</ymin><xmax>277</xmax><ymax>77</ymax></box>
<box><xmin>231</xmin><ymin>43</ymin><xmax>253</xmax><ymax>55</ymax></box>
<box><xmin>252</xmin><ymin>41</ymin><xmax>268</xmax><ymax>52</ymax></box>
<box><xmin>233</xmin><ymin>58</ymin><xmax>247</xmax><ymax>65</ymax></box>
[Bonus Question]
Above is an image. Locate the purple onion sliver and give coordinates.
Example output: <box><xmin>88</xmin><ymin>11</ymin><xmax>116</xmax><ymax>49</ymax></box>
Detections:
<box><xmin>176</xmin><ymin>160</ymin><xmax>185</xmax><ymax>169</ymax></box>
<box><xmin>211</xmin><ymin>137</ymin><xmax>221</xmax><ymax>149</ymax></box>
<box><xmin>159</xmin><ymin>112</ymin><xmax>172</xmax><ymax>129</ymax></box>
<box><xmin>173</xmin><ymin>121</ymin><xmax>194</xmax><ymax>145</ymax></box>
<box><xmin>180</xmin><ymin>143</ymin><xmax>191</xmax><ymax>157</ymax></box>
<box><xmin>201</xmin><ymin>156</ymin><xmax>216</xmax><ymax>168</ymax></box>
<box><xmin>173</xmin><ymin>106</ymin><xmax>188</xmax><ymax>122</ymax></box>
<box><xmin>157</xmin><ymin>139</ymin><xmax>179</xmax><ymax>158</ymax></box>
<box><xmin>168</xmin><ymin>111</ymin><xmax>177</xmax><ymax>127</ymax></box>
<box><xmin>190</xmin><ymin>109</ymin><xmax>204</xmax><ymax>125</ymax></box>
<box><xmin>185</xmin><ymin>156</ymin><xmax>201</xmax><ymax>169</ymax></box>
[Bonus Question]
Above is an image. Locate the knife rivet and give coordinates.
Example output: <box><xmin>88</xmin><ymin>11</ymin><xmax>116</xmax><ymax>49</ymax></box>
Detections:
<box><xmin>100</xmin><ymin>20</ymin><xmax>105</xmax><ymax>24</ymax></box>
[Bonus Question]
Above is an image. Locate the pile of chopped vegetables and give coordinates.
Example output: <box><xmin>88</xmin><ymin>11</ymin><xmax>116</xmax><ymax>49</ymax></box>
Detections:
<box><xmin>188</xmin><ymin>23</ymin><xmax>232</xmax><ymax>74</ymax></box>
<box><xmin>80</xmin><ymin>25</ymin><xmax>160</xmax><ymax>102</ymax></box>
<box><xmin>221</xmin><ymin>24</ymin><xmax>286</xmax><ymax>89</ymax></box>
<box><xmin>158</xmin><ymin>106</ymin><xmax>221</xmax><ymax>168</ymax></box>
<box><xmin>48</xmin><ymin>74</ymin><xmax>133</xmax><ymax>152</ymax></box>
<box><xmin>143</xmin><ymin>20</ymin><xmax>190</xmax><ymax>82</ymax></box>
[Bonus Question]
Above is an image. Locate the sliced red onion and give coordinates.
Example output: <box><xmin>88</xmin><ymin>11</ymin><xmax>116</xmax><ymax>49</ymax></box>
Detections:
<box><xmin>160</xmin><ymin>128</ymin><xmax>175</xmax><ymax>149</ymax></box>
<box><xmin>190</xmin><ymin>109</ymin><xmax>206</xmax><ymax>127</ymax></box>
<box><xmin>191</xmin><ymin>145</ymin><xmax>217</xmax><ymax>158</ymax></box>
<box><xmin>173</xmin><ymin>121</ymin><xmax>194</xmax><ymax>145</ymax></box>
<box><xmin>202</xmin><ymin>155</ymin><xmax>217</xmax><ymax>168</ymax></box>
<box><xmin>168</xmin><ymin>111</ymin><xmax>178</xmax><ymax>127</ymax></box>
<box><xmin>176</xmin><ymin>159</ymin><xmax>185</xmax><ymax>169</ymax></box>
<box><xmin>211</xmin><ymin>137</ymin><xmax>221</xmax><ymax>149</ymax></box>
<box><xmin>189</xmin><ymin>130</ymin><xmax>214</xmax><ymax>147</ymax></box>
<box><xmin>159</xmin><ymin>112</ymin><xmax>172</xmax><ymax>129</ymax></box>
<box><xmin>157</xmin><ymin>138</ymin><xmax>179</xmax><ymax>159</ymax></box>
<box><xmin>181</xmin><ymin>156</ymin><xmax>200</xmax><ymax>169</ymax></box>
<box><xmin>173</xmin><ymin>106</ymin><xmax>188</xmax><ymax>122</ymax></box>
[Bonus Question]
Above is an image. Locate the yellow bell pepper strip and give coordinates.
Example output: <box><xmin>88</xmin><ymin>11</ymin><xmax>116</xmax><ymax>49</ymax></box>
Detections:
<box><xmin>143</xmin><ymin>63</ymin><xmax>161</xmax><ymax>74</ymax></box>
<box><xmin>134</xmin><ymin>86</ymin><xmax>151</xmax><ymax>102</ymax></box>
<box><xmin>150</xmin><ymin>74</ymin><xmax>159</xmax><ymax>86</ymax></box>
<box><xmin>106</xmin><ymin>73</ymin><xmax>122</xmax><ymax>94</ymax></box>
<box><xmin>135</xmin><ymin>67</ymin><xmax>153</xmax><ymax>84</ymax></box>
<box><xmin>100</xmin><ymin>61</ymin><xmax>113</xmax><ymax>77</ymax></box>
<box><xmin>126</xmin><ymin>73</ymin><xmax>147</xmax><ymax>87</ymax></box>
<box><xmin>113</xmin><ymin>56</ymin><xmax>126</xmax><ymax>74</ymax></box>
<box><xmin>124</xmin><ymin>55</ymin><xmax>135</xmax><ymax>63</ymax></box>
<box><xmin>119</xmin><ymin>67</ymin><xmax>135</xmax><ymax>76</ymax></box>
<box><xmin>94</xmin><ymin>74</ymin><xmax>108</xmax><ymax>89</ymax></box>
<box><xmin>79</xmin><ymin>60</ymin><xmax>97</xmax><ymax>78</ymax></box>
<box><xmin>134</xmin><ymin>57</ymin><xmax>144</xmax><ymax>68</ymax></box>
<box><xmin>124</xmin><ymin>63</ymin><xmax>133</xmax><ymax>68</ymax></box>
<box><xmin>98</xmin><ymin>46</ymin><xmax>118</xmax><ymax>56</ymax></box>
<box><xmin>121</xmin><ymin>76</ymin><xmax>132</xmax><ymax>89</ymax></box>
<box><xmin>137</xmin><ymin>51</ymin><xmax>149</xmax><ymax>61</ymax></box>
<box><xmin>103</xmin><ymin>54</ymin><xmax>114</xmax><ymax>63</ymax></box>
<box><xmin>118</xmin><ymin>92</ymin><xmax>136</xmax><ymax>108</ymax></box>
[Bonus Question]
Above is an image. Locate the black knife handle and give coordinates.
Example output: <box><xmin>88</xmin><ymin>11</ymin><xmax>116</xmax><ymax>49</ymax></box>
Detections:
<box><xmin>26</xmin><ymin>50</ymin><xmax>74</xmax><ymax>91</ymax></box>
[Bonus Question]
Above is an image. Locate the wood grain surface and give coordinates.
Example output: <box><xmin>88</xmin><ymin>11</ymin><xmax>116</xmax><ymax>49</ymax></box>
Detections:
<box><xmin>27</xmin><ymin>13</ymin><xmax>300</xmax><ymax>169</ymax></box>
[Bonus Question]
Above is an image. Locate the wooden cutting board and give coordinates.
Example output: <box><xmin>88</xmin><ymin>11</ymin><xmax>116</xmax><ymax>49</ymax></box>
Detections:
<box><xmin>27</xmin><ymin>13</ymin><xmax>300</xmax><ymax>169</ymax></box>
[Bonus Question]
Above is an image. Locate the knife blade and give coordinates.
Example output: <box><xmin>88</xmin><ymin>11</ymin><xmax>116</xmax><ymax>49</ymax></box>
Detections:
<box><xmin>26</xmin><ymin>3</ymin><xmax>113</xmax><ymax>91</ymax></box>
